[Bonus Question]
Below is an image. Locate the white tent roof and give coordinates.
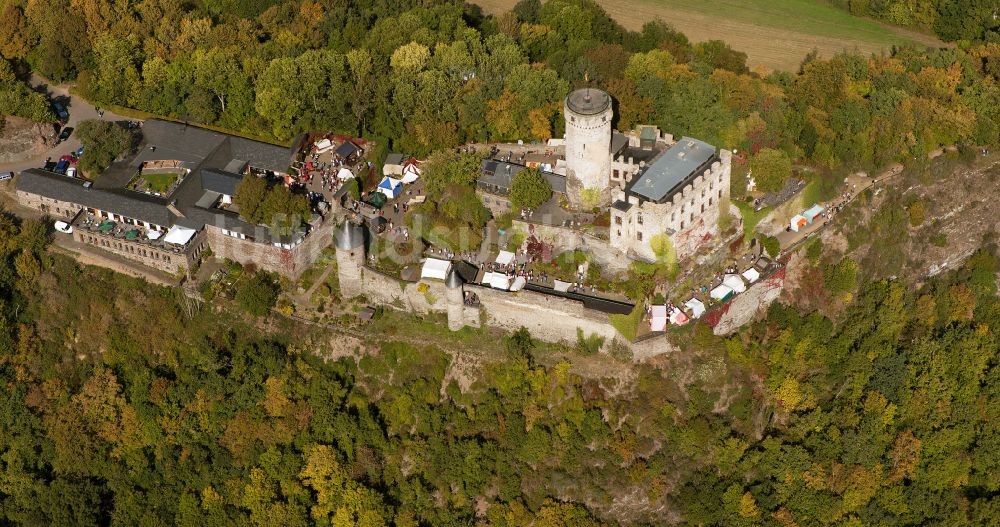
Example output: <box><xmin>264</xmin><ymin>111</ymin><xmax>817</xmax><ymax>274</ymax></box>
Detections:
<box><xmin>685</xmin><ymin>298</ymin><xmax>706</xmax><ymax>318</ymax></box>
<box><xmin>710</xmin><ymin>284</ymin><xmax>734</xmax><ymax>300</ymax></box>
<box><xmin>650</xmin><ymin>305</ymin><xmax>668</xmax><ymax>332</ymax></box>
<box><xmin>553</xmin><ymin>279</ymin><xmax>572</xmax><ymax>292</ymax></box>
<box><xmin>421</xmin><ymin>258</ymin><xmax>451</xmax><ymax>281</ymax></box>
<box><xmin>483</xmin><ymin>271</ymin><xmax>511</xmax><ymax>290</ymax></box>
<box><xmin>163</xmin><ymin>225</ymin><xmax>196</xmax><ymax>245</ymax></box>
<box><xmin>495</xmin><ymin>250</ymin><xmax>515</xmax><ymax>266</ymax></box>
<box><xmin>337</xmin><ymin>167</ymin><xmax>354</xmax><ymax>180</ymax></box>
<box><xmin>146</xmin><ymin>230</ymin><xmax>162</xmax><ymax>240</ymax></box>
<box><xmin>723</xmin><ymin>274</ymin><xmax>747</xmax><ymax>294</ymax></box>
<box><xmin>742</xmin><ymin>267</ymin><xmax>761</xmax><ymax>283</ymax></box>
<box><xmin>401</xmin><ymin>163</ymin><xmax>420</xmax><ymax>184</ymax></box>
<box><xmin>314</xmin><ymin>138</ymin><xmax>332</xmax><ymax>151</ymax></box>
<box><xmin>510</xmin><ymin>276</ymin><xmax>527</xmax><ymax>292</ymax></box>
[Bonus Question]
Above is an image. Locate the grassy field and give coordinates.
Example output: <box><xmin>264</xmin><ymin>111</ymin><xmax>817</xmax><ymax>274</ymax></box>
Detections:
<box><xmin>470</xmin><ymin>0</ymin><xmax>943</xmax><ymax>71</ymax></box>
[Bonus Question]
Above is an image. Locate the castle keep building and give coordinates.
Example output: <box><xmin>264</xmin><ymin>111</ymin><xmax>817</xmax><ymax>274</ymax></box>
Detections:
<box><xmin>610</xmin><ymin>137</ymin><xmax>732</xmax><ymax>261</ymax></box>
<box><xmin>564</xmin><ymin>88</ymin><xmax>614</xmax><ymax>208</ymax></box>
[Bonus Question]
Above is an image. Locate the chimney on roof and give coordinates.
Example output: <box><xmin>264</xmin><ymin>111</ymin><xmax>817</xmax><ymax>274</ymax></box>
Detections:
<box><xmin>167</xmin><ymin>199</ymin><xmax>185</xmax><ymax>218</ymax></box>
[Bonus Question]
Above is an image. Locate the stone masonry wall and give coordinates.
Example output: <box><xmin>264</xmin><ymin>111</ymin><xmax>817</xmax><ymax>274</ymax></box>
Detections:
<box><xmin>472</xmin><ymin>284</ymin><xmax>620</xmax><ymax>348</ymax></box>
<box><xmin>204</xmin><ymin>217</ymin><xmax>336</xmax><ymax>278</ymax></box>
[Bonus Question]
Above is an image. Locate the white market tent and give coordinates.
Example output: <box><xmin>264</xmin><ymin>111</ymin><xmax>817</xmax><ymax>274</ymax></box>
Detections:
<box><xmin>685</xmin><ymin>298</ymin><xmax>706</xmax><ymax>318</ymax></box>
<box><xmin>163</xmin><ymin>225</ymin><xmax>197</xmax><ymax>246</ymax></box>
<box><xmin>421</xmin><ymin>258</ymin><xmax>451</xmax><ymax>281</ymax></box>
<box><xmin>482</xmin><ymin>271</ymin><xmax>511</xmax><ymax>290</ymax></box>
<box><xmin>723</xmin><ymin>274</ymin><xmax>747</xmax><ymax>294</ymax></box>
<box><xmin>336</xmin><ymin>167</ymin><xmax>355</xmax><ymax>180</ymax></box>
<box><xmin>400</xmin><ymin>162</ymin><xmax>420</xmax><ymax>184</ymax></box>
<box><xmin>377</xmin><ymin>177</ymin><xmax>403</xmax><ymax>200</ymax></box>
<box><xmin>510</xmin><ymin>276</ymin><xmax>527</xmax><ymax>292</ymax></box>
<box><xmin>146</xmin><ymin>230</ymin><xmax>162</xmax><ymax>240</ymax></box>
<box><xmin>790</xmin><ymin>214</ymin><xmax>808</xmax><ymax>232</ymax></box>
<box><xmin>670</xmin><ymin>307</ymin><xmax>690</xmax><ymax>326</ymax></box>
<box><xmin>314</xmin><ymin>138</ymin><xmax>333</xmax><ymax>153</ymax></box>
<box><xmin>710</xmin><ymin>284</ymin><xmax>734</xmax><ymax>301</ymax></box>
<box><xmin>650</xmin><ymin>305</ymin><xmax>668</xmax><ymax>332</ymax></box>
<box><xmin>553</xmin><ymin>279</ymin><xmax>572</xmax><ymax>292</ymax></box>
<box><xmin>742</xmin><ymin>267</ymin><xmax>761</xmax><ymax>283</ymax></box>
<box><xmin>495</xmin><ymin>250</ymin><xmax>516</xmax><ymax>266</ymax></box>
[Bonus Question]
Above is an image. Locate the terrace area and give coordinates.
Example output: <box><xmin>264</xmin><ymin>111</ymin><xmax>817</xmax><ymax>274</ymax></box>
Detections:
<box><xmin>72</xmin><ymin>212</ymin><xmax>199</xmax><ymax>255</ymax></box>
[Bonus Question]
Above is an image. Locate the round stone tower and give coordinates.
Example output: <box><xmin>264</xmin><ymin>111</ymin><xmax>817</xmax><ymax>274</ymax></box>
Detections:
<box><xmin>334</xmin><ymin>221</ymin><xmax>366</xmax><ymax>299</ymax></box>
<box><xmin>564</xmin><ymin>88</ymin><xmax>613</xmax><ymax>208</ymax></box>
<box><xmin>445</xmin><ymin>268</ymin><xmax>465</xmax><ymax>332</ymax></box>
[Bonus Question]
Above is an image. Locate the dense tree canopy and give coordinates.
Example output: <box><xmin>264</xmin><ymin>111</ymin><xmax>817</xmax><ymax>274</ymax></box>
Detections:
<box><xmin>75</xmin><ymin>120</ymin><xmax>140</xmax><ymax>178</ymax></box>
<box><xmin>0</xmin><ymin>58</ymin><xmax>53</xmax><ymax>123</ymax></box>
<box><xmin>509</xmin><ymin>166</ymin><xmax>552</xmax><ymax>210</ymax></box>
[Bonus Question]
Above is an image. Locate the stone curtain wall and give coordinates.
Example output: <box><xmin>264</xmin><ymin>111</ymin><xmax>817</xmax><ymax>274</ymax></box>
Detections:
<box><xmin>472</xmin><ymin>285</ymin><xmax>620</xmax><ymax>348</ymax></box>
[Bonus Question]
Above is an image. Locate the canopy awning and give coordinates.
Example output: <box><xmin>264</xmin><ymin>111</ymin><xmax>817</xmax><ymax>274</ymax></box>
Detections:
<box><xmin>314</xmin><ymin>138</ymin><xmax>333</xmax><ymax>152</ymax></box>
<box><xmin>685</xmin><ymin>298</ymin><xmax>706</xmax><ymax>318</ymax></box>
<box><xmin>510</xmin><ymin>276</ymin><xmax>526</xmax><ymax>292</ymax></box>
<box><xmin>483</xmin><ymin>271</ymin><xmax>511</xmax><ymax>290</ymax></box>
<box><xmin>147</xmin><ymin>230</ymin><xmax>162</xmax><ymax>240</ymax></box>
<box><xmin>650</xmin><ymin>305</ymin><xmax>668</xmax><ymax>332</ymax></box>
<box><xmin>742</xmin><ymin>267</ymin><xmax>761</xmax><ymax>283</ymax></box>
<box><xmin>710</xmin><ymin>284</ymin><xmax>734</xmax><ymax>301</ymax></box>
<box><xmin>723</xmin><ymin>274</ymin><xmax>747</xmax><ymax>294</ymax></box>
<box><xmin>495</xmin><ymin>250</ymin><xmax>515</xmax><ymax>266</ymax></box>
<box><xmin>337</xmin><ymin>167</ymin><xmax>354</xmax><ymax>180</ymax></box>
<box><xmin>553</xmin><ymin>279</ymin><xmax>572</xmax><ymax>292</ymax></box>
<box><xmin>669</xmin><ymin>306</ymin><xmax>689</xmax><ymax>325</ymax></box>
<box><xmin>163</xmin><ymin>225</ymin><xmax>197</xmax><ymax>245</ymax></box>
<box><xmin>420</xmin><ymin>258</ymin><xmax>451</xmax><ymax>281</ymax></box>
<box><xmin>377</xmin><ymin>176</ymin><xmax>403</xmax><ymax>199</ymax></box>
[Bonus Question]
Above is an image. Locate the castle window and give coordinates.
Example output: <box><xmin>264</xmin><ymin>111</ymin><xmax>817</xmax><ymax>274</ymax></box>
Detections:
<box><xmin>718</xmin><ymin>189</ymin><xmax>723</xmax><ymax>198</ymax></box>
<box><xmin>701</xmin><ymin>189</ymin><xmax>705</xmax><ymax>198</ymax></box>
<box><xmin>690</xmin><ymin>213</ymin><xmax>694</xmax><ymax>222</ymax></box>
<box><xmin>637</xmin><ymin>232</ymin><xmax>643</xmax><ymax>241</ymax></box>
<box><xmin>571</xmin><ymin>116</ymin><xmax>575</xmax><ymax>123</ymax></box>
<box><xmin>637</xmin><ymin>214</ymin><xmax>643</xmax><ymax>225</ymax></box>
<box><xmin>615</xmin><ymin>215</ymin><xmax>622</xmax><ymax>225</ymax></box>
<box><xmin>709</xmin><ymin>197</ymin><xmax>713</xmax><ymax>206</ymax></box>
<box><xmin>680</xmin><ymin>221</ymin><xmax>685</xmax><ymax>229</ymax></box>
<box><xmin>701</xmin><ymin>204</ymin><xmax>705</xmax><ymax>213</ymax></box>
<box><xmin>671</xmin><ymin>212</ymin><xmax>675</xmax><ymax>222</ymax></box>
<box><xmin>617</xmin><ymin>230</ymin><xmax>621</xmax><ymax>237</ymax></box>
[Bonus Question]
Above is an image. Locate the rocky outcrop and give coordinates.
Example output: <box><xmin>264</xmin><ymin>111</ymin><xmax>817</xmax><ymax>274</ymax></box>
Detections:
<box><xmin>0</xmin><ymin>116</ymin><xmax>56</xmax><ymax>163</ymax></box>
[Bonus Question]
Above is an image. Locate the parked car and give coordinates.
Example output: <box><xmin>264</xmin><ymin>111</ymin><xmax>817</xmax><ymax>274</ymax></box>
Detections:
<box><xmin>66</xmin><ymin>167</ymin><xmax>76</xmax><ymax>178</ymax></box>
<box><xmin>76</xmin><ymin>146</ymin><xmax>84</xmax><ymax>156</ymax></box>
<box><xmin>57</xmin><ymin>127</ymin><xmax>73</xmax><ymax>143</ymax></box>
<box><xmin>54</xmin><ymin>221</ymin><xmax>73</xmax><ymax>234</ymax></box>
<box><xmin>54</xmin><ymin>158</ymin><xmax>69</xmax><ymax>174</ymax></box>
<box><xmin>0</xmin><ymin>171</ymin><xmax>13</xmax><ymax>181</ymax></box>
<box><xmin>53</xmin><ymin>103</ymin><xmax>69</xmax><ymax>122</ymax></box>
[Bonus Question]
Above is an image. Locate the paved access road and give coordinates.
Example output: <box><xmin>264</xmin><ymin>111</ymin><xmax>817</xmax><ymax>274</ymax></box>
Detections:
<box><xmin>0</xmin><ymin>74</ymin><xmax>129</xmax><ymax>174</ymax></box>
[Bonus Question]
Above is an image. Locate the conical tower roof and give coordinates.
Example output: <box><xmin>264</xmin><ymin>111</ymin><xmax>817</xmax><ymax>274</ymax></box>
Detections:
<box><xmin>446</xmin><ymin>268</ymin><xmax>463</xmax><ymax>289</ymax></box>
<box><xmin>335</xmin><ymin>221</ymin><xmax>365</xmax><ymax>250</ymax></box>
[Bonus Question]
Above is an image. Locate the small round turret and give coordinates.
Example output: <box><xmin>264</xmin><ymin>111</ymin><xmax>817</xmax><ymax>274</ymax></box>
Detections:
<box><xmin>335</xmin><ymin>221</ymin><xmax>365</xmax><ymax>250</ymax></box>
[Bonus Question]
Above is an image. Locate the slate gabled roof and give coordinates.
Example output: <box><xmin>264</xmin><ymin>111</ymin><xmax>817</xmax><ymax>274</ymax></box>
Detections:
<box><xmin>200</xmin><ymin>169</ymin><xmax>243</xmax><ymax>197</ymax></box>
<box><xmin>16</xmin><ymin>169</ymin><xmax>175</xmax><ymax>227</ymax></box>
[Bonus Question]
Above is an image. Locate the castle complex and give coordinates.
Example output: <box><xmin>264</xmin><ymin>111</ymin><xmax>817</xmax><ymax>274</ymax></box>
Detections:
<box><xmin>479</xmin><ymin>87</ymin><xmax>734</xmax><ymax>263</ymax></box>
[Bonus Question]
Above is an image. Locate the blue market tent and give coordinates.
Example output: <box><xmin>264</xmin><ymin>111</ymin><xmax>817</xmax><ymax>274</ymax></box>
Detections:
<box><xmin>377</xmin><ymin>176</ymin><xmax>403</xmax><ymax>200</ymax></box>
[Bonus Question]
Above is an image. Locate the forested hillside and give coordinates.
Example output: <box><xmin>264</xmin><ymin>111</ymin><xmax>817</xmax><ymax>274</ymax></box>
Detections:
<box><xmin>829</xmin><ymin>0</ymin><xmax>1000</xmax><ymax>43</ymax></box>
<box><xmin>2</xmin><ymin>188</ymin><xmax>1000</xmax><ymax>525</ymax></box>
<box><xmin>2</xmin><ymin>0</ymin><xmax>1000</xmax><ymax>181</ymax></box>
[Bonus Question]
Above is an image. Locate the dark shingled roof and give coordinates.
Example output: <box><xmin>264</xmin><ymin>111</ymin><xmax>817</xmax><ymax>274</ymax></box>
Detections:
<box><xmin>626</xmin><ymin>137</ymin><xmax>717</xmax><ymax>204</ymax></box>
<box><xmin>479</xmin><ymin>160</ymin><xmax>566</xmax><ymax>194</ymax></box>
<box><xmin>200</xmin><ymin>169</ymin><xmax>243</xmax><ymax>197</ymax></box>
<box><xmin>16</xmin><ymin>169</ymin><xmax>175</xmax><ymax>227</ymax></box>
<box><xmin>334</xmin><ymin>141</ymin><xmax>362</xmax><ymax>159</ymax></box>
